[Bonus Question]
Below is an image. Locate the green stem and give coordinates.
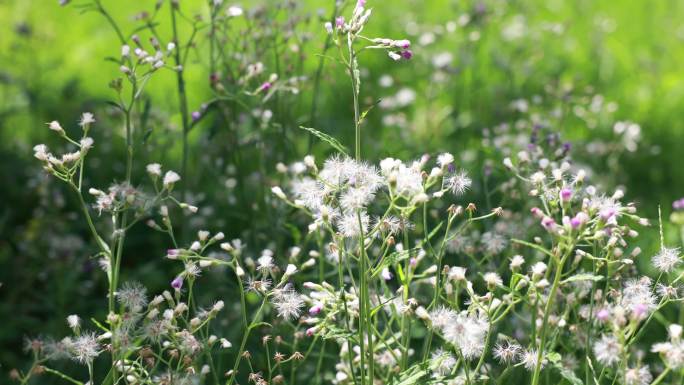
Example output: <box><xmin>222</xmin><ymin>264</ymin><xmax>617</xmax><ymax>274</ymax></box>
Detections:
<box><xmin>651</xmin><ymin>367</ymin><xmax>671</xmax><ymax>385</ymax></box>
<box><xmin>170</xmin><ymin>2</ymin><xmax>191</xmax><ymax>202</ymax></box>
<box><xmin>530</xmin><ymin>244</ymin><xmax>573</xmax><ymax>385</ymax></box>
<box><xmin>225</xmin><ymin>299</ymin><xmax>267</xmax><ymax>385</ymax></box>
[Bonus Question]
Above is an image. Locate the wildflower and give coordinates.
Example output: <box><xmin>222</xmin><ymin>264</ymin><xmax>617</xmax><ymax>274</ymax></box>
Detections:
<box><xmin>171</xmin><ymin>276</ymin><xmax>183</xmax><ymax>290</ymax></box>
<box><xmin>481</xmin><ymin>232</ymin><xmax>507</xmax><ymax>254</ymax></box>
<box><xmin>493</xmin><ymin>341</ymin><xmax>521</xmax><ymax>364</ymax></box>
<box><xmin>483</xmin><ymin>272</ymin><xmax>503</xmax><ymax>289</ymax></box>
<box><xmin>79</xmin><ymin>112</ymin><xmax>95</xmax><ymax>127</ymax></box>
<box><xmin>340</xmin><ymin>187</ymin><xmax>375</xmax><ymax>210</ymax></box>
<box><xmin>163</xmin><ymin>171</ymin><xmax>181</xmax><ymax>187</ymax></box>
<box><xmin>116</xmin><ymin>282</ymin><xmax>148</xmax><ymax>311</ymax></box>
<box><xmin>227</xmin><ymin>5</ymin><xmax>243</xmax><ymax>16</ymax></box>
<box><xmin>624</xmin><ymin>366</ymin><xmax>652</xmax><ymax>385</ymax></box>
<box><xmin>48</xmin><ymin>121</ymin><xmax>64</xmax><ymax>135</ymax></box>
<box><xmin>521</xmin><ymin>349</ymin><xmax>546</xmax><ymax>371</ymax></box>
<box><xmin>673</xmin><ymin>198</ymin><xmax>684</xmax><ymax>210</ymax></box>
<box><xmin>445</xmin><ymin>170</ymin><xmax>472</xmax><ymax>195</ymax></box>
<box><xmin>621</xmin><ymin>277</ymin><xmax>657</xmax><ymax>317</ymax></box>
<box><xmin>559</xmin><ymin>187</ymin><xmax>573</xmax><ymax>202</ymax></box>
<box><xmin>437</xmin><ymin>153</ymin><xmax>454</xmax><ymax>168</ymax></box>
<box><xmin>442</xmin><ymin>311</ymin><xmax>489</xmax><ymax>359</ymax></box>
<box><xmin>272</xmin><ymin>289</ymin><xmax>304</xmax><ymax>321</ymax></box>
<box><xmin>448</xmin><ymin>266</ymin><xmax>467</xmax><ymax>281</ymax></box>
<box><xmin>593</xmin><ymin>334</ymin><xmax>621</xmax><ymax>366</ymax></box>
<box><xmin>66</xmin><ymin>332</ymin><xmax>100</xmax><ymax>364</ymax></box>
<box><xmin>257</xmin><ymin>253</ymin><xmax>275</xmax><ymax>273</ymax></box>
<box><xmin>80</xmin><ymin>137</ymin><xmax>94</xmax><ymax>150</ymax></box>
<box><xmin>388</xmin><ymin>51</ymin><xmax>401</xmax><ymax>61</ymax></box>
<box><xmin>531</xmin><ymin>262</ymin><xmax>547</xmax><ymax>278</ymax></box>
<box><xmin>429</xmin><ymin>306</ymin><xmax>456</xmax><ymax>330</ymax></box>
<box><xmin>652</xmin><ymin>247</ymin><xmax>681</xmax><ymax>273</ymax></box>
<box><xmin>34</xmin><ymin>144</ymin><xmax>49</xmax><ymax>161</ymax></box>
<box><xmin>510</xmin><ymin>255</ymin><xmax>525</xmax><ymax>270</ymax></box>
<box><xmin>337</xmin><ymin>211</ymin><xmax>369</xmax><ymax>238</ymax></box>
<box><xmin>431</xmin><ymin>348</ymin><xmax>457</xmax><ymax>376</ymax></box>
<box><xmin>66</xmin><ymin>315</ymin><xmax>80</xmax><ymax>330</ymax></box>
<box><xmin>651</xmin><ymin>339</ymin><xmax>684</xmax><ymax>369</ymax></box>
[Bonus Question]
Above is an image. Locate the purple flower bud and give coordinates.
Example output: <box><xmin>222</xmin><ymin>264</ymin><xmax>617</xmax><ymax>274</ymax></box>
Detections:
<box><xmin>258</xmin><ymin>81</ymin><xmax>272</xmax><ymax>92</ymax></box>
<box><xmin>335</xmin><ymin>16</ymin><xmax>345</xmax><ymax>28</ymax></box>
<box><xmin>306</xmin><ymin>327</ymin><xmax>317</xmax><ymax>337</ymax></box>
<box><xmin>570</xmin><ymin>217</ymin><xmax>582</xmax><ymax>229</ymax></box>
<box><xmin>600</xmin><ymin>208</ymin><xmax>616</xmax><ymax>221</ymax></box>
<box><xmin>541</xmin><ymin>216</ymin><xmax>556</xmax><ymax>232</ymax></box>
<box><xmin>562</xmin><ymin>142</ymin><xmax>572</xmax><ymax>154</ymax></box>
<box><xmin>571</xmin><ymin>212</ymin><xmax>588</xmax><ymax>229</ymax></box>
<box><xmin>356</xmin><ymin>0</ymin><xmax>366</xmax><ymax>9</ymax></box>
<box><xmin>631</xmin><ymin>303</ymin><xmax>649</xmax><ymax>320</ymax></box>
<box><xmin>560</xmin><ymin>188</ymin><xmax>572</xmax><ymax>202</ymax></box>
<box><xmin>191</xmin><ymin>111</ymin><xmax>201</xmax><ymax>121</ymax></box>
<box><xmin>530</xmin><ymin>207</ymin><xmax>543</xmax><ymax>218</ymax></box>
<box><xmin>381</xmin><ymin>267</ymin><xmax>393</xmax><ymax>281</ymax></box>
<box><xmin>171</xmin><ymin>276</ymin><xmax>184</xmax><ymax>290</ymax></box>
<box><xmin>309</xmin><ymin>305</ymin><xmax>322</xmax><ymax>316</ymax></box>
<box><xmin>401</xmin><ymin>50</ymin><xmax>413</xmax><ymax>60</ymax></box>
<box><xmin>596</xmin><ymin>308</ymin><xmax>610</xmax><ymax>321</ymax></box>
<box><xmin>410</xmin><ymin>258</ymin><xmax>417</xmax><ymax>267</ymax></box>
<box><xmin>673</xmin><ymin>198</ymin><xmax>684</xmax><ymax>210</ymax></box>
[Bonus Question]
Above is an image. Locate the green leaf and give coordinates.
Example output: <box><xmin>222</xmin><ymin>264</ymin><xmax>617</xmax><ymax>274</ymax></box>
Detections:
<box><xmin>358</xmin><ymin>99</ymin><xmax>381</xmax><ymax>125</ymax></box>
<box><xmin>394</xmin><ymin>365</ymin><xmax>427</xmax><ymax>385</ymax></box>
<box><xmin>554</xmin><ymin>363</ymin><xmax>583</xmax><ymax>385</ymax></box>
<box><xmin>299</xmin><ymin>126</ymin><xmax>349</xmax><ymax>156</ymax></box>
<box><xmin>370</xmin><ymin>248</ymin><xmax>415</xmax><ymax>278</ymax></box>
<box><xmin>561</xmin><ymin>273</ymin><xmax>604</xmax><ymax>284</ymax></box>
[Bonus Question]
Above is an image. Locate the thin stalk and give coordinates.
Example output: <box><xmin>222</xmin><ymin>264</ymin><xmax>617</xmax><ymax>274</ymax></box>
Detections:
<box><xmin>226</xmin><ymin>298</ymin><xmax>267</xmax><ymax>385</ymax></box>
<box><xmin>358</xmin><ymin>211</ymin><xmax>374</xmax><ymax>384</ymax></box>
<box><xmin>530</xmin><ymin>244</ymin><xmax>573</xmax><ymax>385</ymax></box>
<box><xmin>170</xmin><ymin>2</ymin><xmax>191</xmax><ymax>202</ymax></box>
<box><xmin>357</xmin><ymin>211</ymin><xmax>368</xmax><ymax>385</ymax></box>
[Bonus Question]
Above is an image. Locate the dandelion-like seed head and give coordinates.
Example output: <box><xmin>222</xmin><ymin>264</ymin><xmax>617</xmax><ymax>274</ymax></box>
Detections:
<box><xmin>652</xmin><ymin>247</ymin><xmax>681</xmax><ymax>273</ymax></box>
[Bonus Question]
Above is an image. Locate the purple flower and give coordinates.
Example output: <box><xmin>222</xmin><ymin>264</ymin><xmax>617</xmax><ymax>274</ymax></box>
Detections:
<box><xmin>258</xmin><ymin>82</ymin><xmax>272</xmax><ymax>93</ymax></box>
<box><xmin>673</xmin><ymin>198</ymin><xmax>684</xmax><ymax>210</ymax></box>
<box><xmin>571</xmin><ymin>212</ymin><xmax>589</xmax><ymax>229</ymax></box>
<box><xmin>309</xmin><ymin>305</ymin><xmax>322</xmax><ymax>315</ymax></box>
<box><xmin>191</xmin><ymin>111</ymin><xmax>201</xmax><ymax>121</ymax></box>
<box><xmin>530</xmin><ymin>207</ymin><xmax>543</xmax><ymax>218</ymax></box>
<box><xmin>356</xmin><ymin>0</ymin><xmax>366</xmax><ymax>9</ymax></box>
<box><xmin>401</xmin><ymin>50</ymin><xmax>413</xmax><ymax>60</ymax></box>
<box><xmin>171</xmin><ymin>276</ymin><xmax>184</xmax><ymax>290</ymax></box>
<box><xmin>541</xmin><ymin>216</ymin><xmax>556</xmax><ymax>232</ymax></box>
<box><xmin>599</xmin><ymin>208</ymin><xmax>616</xmax><ymax>221</ymax></box>
<box><xmin>631</xmin><ymin>303</ymin><xmax>649</xmax><ymax>320</ymax></box>
<box><xmin>335</xmin><ymin>16</ymin><xmax>345</xmax><ymax>28</ymax></box>
<box><xmin>559</xmin><ymin>188</ymin><xmax>572</xmax><ymax>202</ymax></box>
<box><xmin>596</xmin><ymin>308</ymin><xmax>610</xmax><ymax>321</ymax></box>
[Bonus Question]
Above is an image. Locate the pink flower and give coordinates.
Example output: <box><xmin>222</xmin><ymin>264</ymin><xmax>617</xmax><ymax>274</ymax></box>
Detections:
<box><xmin>309</xmin><ymin>305</ymin><xmax>322</xmax><ymax>315</ymax></box>
<box><xmin>596</xmin><ymin>308</ymin><xmax>610</xmax><ymax>321</ymax></box>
